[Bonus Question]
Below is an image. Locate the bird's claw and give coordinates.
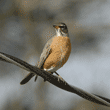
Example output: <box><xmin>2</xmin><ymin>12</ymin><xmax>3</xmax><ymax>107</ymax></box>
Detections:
<box><xmin>57</xmin><ymin>75</ymin><xmax>66</xmax><ymax>85</ymax></box>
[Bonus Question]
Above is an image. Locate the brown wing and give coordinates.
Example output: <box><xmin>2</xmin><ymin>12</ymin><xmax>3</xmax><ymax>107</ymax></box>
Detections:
<box><xmin>20</xmin><ymin>37</ymin><xmax>53</xmax><ymax>85</ymax></box>
<box><xmin>37</xmin><ymin>37</ymin><xmax>53</xmax><ymax>68</ymax></box>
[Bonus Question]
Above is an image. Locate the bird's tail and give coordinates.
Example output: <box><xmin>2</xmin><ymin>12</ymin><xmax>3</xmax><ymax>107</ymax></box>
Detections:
<box><xmin>20</xmin><ymin>73</ymin><xmax>38</xmax><ymax>85</ymax></box>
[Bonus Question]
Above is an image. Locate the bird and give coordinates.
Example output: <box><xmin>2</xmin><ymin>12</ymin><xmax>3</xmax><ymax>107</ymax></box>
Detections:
<box><xmin>20</xmin><ymin>22</ymin><xmax>71</xmax><ymax>85</ymax></box>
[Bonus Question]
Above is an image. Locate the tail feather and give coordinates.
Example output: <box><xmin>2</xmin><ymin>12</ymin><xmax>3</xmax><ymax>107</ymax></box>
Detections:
<box><xmin>20</xmin><ymin>73</ymin><xmax>36</xmax><ymax>85</ymax></box>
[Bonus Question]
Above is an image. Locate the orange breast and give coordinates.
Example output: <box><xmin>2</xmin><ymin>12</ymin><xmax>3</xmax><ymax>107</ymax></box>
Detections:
<box><xmin>43</xmin><ymin>36</ymin><xmax>71</xmax><ymax>69</ymax></box>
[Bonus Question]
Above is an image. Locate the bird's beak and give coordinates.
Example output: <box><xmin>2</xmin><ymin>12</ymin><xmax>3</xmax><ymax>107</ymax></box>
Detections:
<box><xmin>53</xmin><ymin>24</ymin><xmax>60</xmax><ymax>29</ymax></box>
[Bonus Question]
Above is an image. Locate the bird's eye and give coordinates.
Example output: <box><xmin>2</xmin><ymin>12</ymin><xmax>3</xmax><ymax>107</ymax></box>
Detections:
<box><xmin>59</xmin><ymin>26</ymin><xmax>65</xmax><ymax>31</ymax></box>
<box><xmin>59</xmin><ymin>26</ymin><xmax>64</xmax><ymax>28</ymax></box>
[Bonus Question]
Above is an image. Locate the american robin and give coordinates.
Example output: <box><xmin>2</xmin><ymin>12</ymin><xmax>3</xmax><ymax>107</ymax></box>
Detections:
<box><xmin>20</xmin><ymin>23</ymin><xmax>71</xmax><ymax>85</ymax></box>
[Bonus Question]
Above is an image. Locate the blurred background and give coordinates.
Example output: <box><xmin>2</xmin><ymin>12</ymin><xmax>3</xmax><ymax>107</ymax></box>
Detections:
<box><xmin>0</xmin><ymin>0</ymin><xmax>110</xmax><ymax>109</ymax></box>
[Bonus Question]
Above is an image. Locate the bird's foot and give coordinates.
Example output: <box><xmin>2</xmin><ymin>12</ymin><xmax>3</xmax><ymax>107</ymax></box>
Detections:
<box><xmin>57</xmin><ymin>75</ymin><xmax>66</xmax><ymax>85</ymax></box>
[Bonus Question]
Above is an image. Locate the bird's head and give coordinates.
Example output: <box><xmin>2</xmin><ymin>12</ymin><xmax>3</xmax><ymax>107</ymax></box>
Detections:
<box><xmin>53</xmin><ymin>23</ymin><xmax>69</xmax><ymax>37</ymax></box>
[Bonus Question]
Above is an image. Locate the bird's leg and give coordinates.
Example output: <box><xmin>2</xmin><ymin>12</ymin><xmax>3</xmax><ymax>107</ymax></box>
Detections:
<box><xmin>34</xmin><ymin>75</ymin><xmax>38</xmax><ymax>82</ymax></box>
<box><xmin>54</xmin><ymin>71</ymin><xmax>65</xmax><ymax>82</ymax></box>
<box><xmin>54</xmin><ymin>71</ymin><xmax>59</xmax><ymax>75</ymax></box>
